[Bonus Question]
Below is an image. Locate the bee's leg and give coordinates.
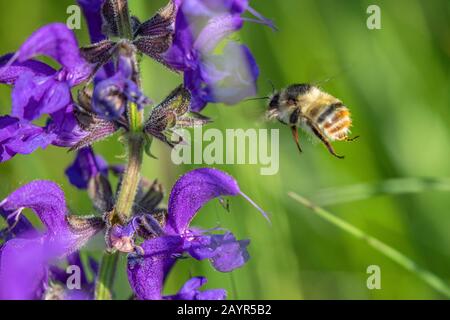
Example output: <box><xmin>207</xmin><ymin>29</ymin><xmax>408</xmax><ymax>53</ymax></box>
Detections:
<box><xmin>289</xmin><ymin>108</ymin><xmax>303</xmax><ymax>154</ymax></box>
<box><xmin>346</xmin><ymin>135</ymin><xmax>360</xmax><ymax>142</ymax></box>
<box><xmin>291</xmin><ymin>126</ymin><xmax>303</xmax><ymax>154</ymax></box>
<box><xmin>305</xmin><ymin>118</ymin><xmax>345</xmax><ymax>159</ymax></box>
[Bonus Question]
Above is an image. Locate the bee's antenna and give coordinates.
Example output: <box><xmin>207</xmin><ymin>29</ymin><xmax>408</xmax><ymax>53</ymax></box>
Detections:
<box><xmin>346</xmin><ymin>135</ymin><xmax>360</xmax><ymax>142</ymax></box>
<box><xmin>267</xmin><ymin>79</ymin><xmax>276</xmax><ymax>94</ymax></box>
<box><xmin>243</xmin><ymin>79</ymin><xmax>276</xmax><ymax>102</ymax></box>
<box><xmin>312</xmin><ymin>66</ymin><xmax>354</xmax><ymax>87</ymax></box>
<box><xmin>244</xmin><ymin>96</ymin><xmax>270</xmax><ymax>102</ymax></box>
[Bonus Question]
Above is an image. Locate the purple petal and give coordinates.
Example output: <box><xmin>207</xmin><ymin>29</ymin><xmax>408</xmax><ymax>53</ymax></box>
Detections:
<box><xmin>0</xmin><ymin>236</ymin><xmax>96</xmax><ymax>300</ymax></box>
<box><xmin>194</xmin><ymin>15</ymin><xmax>243</xmax><ymax>53</ymax></box>
<box><xmin>166</xmin><ymin>277</ymin><xmax>227</xmax><ymax>300</ymax></box>
<box><xmin>0</xmin><ymin>53</ymin><xmax>55</xmax><ymax>85</ymax></box>
<box><xmin>63</xmin><ymin>289</ymin><xmax>93</xmax><ymax>300</ymax></box>
<box><xmin>127</xmin><ymin>236</ymin><xmax>183</xmax><ymax>300</ymax></box>
<box><xmin>0</xmin><ymin>116</ymin><xmax>56</xmax><ymax>163</ymax></box>
<box><xmin>1</xmin><ymin>24</ymin><xmax>92</xmax><ymax>122</ymax></box>
<box><xmin>67</xmin><ymin>253</ymin><xmax>89</xmax><ymax>286</ymax></box>
<box><xmin>5</xmin><ymin>23</ymin><xmax>91</xmax><ymax>85</ymax></box>
<box><xmin>0</xmin><ymin>182</ymin><xmax>103</xmax><ymax>300</ymax></box>
<box><xmin>195</xmin><ymin>287</ymin><xmax>227</xmax><ymax>300</ymax></box>
<box><xmin>164</xmin><ymin>0</ymin><xmax>271</xmax><ymax>110</ymax></box>
<box><xmin>163</xmin><ymin>10</ymin><xmax>197</xmax><ymax>71</ymax></box>
<box><xmin>89</xmin><ymin>256</ymin><xmax>99</xmax><ymax>276</ymax></box>
<box><xmin>201</xmin><ymin>42</ymin><xmax>259</xmax><ymax>107</ymax></box>
<box><xmin>92</xmin><ymin>70</ymin><xmax>149</xmax><ymax>120</ymax></box>
<box><xmin>183</xmin><ymin>67</ymin><xmax>209</xmax><ymax>111</ymax></box>
<box><xmin>65</xmin><ymin>147</ymin><xmax>108</xmax><ymax>189</ymax></box>
<box><xmin>188</xmin><ymin>232</ymin><xmax>250</xmax><ymax>272</ymax></box>
<box><xmin>0</xmin><ymin>238</ymin><xmax>48</xmax><ymax>300</ymax></box>
<box><xmin>167</xmin><ymin>168</ymin><xmax>240</xmax><ymax>234</ymax></box>
<box><xmin>11</xmin><ymin>72</ymin><xmax>72</xmax><ymax>122</ymax></box>
<box><xmin>181</xmin><ymin>0</ymin><xmax>248</xmax><ymax>19</ymax></box>
<box><xmin>48</xmin><ymin>105</ymin><xmax>89</xmax><ymax>148</ymax></box>
<box><xmin>0</xmin><ymin>116</ymin><xmax>21</xmax><ymax>162</ymax></box>
<box><xmin>76</xmin><ymin>6</ymin><xmax>116</xmax><ymax>83</ymax></box>
<box><xmin>49</xmin><ymin>252</ymin><xmax>88</xmax><ymax>286</ymax></box>
<box><xmin>109</xmin><ymin>223</ymin><xmax>137</xmax><ymax>253</ymax></box>
<box><xmin>0</xmin><ymin>211</ymin><xmax>35</xmax><ymax>240</ymax></box>
<box><xmin>0</xmin><ymin>193</ymin><xmax>36</xmax><ymax>239</ymax></box>
<box><xmin>163</xmin><ymin>3</ymin><xmax>244</xmax><ymax>71</ymax></box>
<box><xmin>91</xmin><ymin>74</ymin><xmax>127</xmax><ymax>120</ymax></box>
<box><xmin>0</xmin><ymin>181</ymin><xmax>102</xmax><ymax>252</ymax></box>
<box><xmin>1</xmin><ymin>181</ymin><xmax>67</xmax><ymax>232</ymax></box>
<box><xmin>77</xmin><ymin>0</ymin><xmax>107</xmax><ymax>43</ymax></box>
<box><xmin>0</xmin><ymin>111</ymin><xmax>84</xmax><ymax>163</ymax></box>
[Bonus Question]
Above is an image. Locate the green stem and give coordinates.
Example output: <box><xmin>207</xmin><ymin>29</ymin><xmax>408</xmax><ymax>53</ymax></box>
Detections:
<box><xmin>288</xmin><ymin>192</ymin><xmax>450</xmax><ymax>298</ymax></box>
<box><xmin>116</xmin><ymin>103</ymin><xmax>144</xmax><ymax>219</ymax></box>
<box><xmin>95</xmin><ymin>106</ymin><xmax>144</xmax><ymax>300</ymax></box>
<box><xmin>94</xmin><ymin>0</ymin><xmax>143</xmax><ymax>298</ymax></box>
<box><xmin>115</xmin><ymin>0</ymin><xmax>133</xmax><ymax>39</ymax></box>
<box><xmin>115</xmin><ymin>135</ymin><xmax>144</xmax><ymax>219</ymax></box>
<box><xmin>95</xmin><ymin>108</ymin><xmax>144</xmax><ymax>300</ymax></box>
<box><xmin>95</xmin><ymin>252</ymin><xmax>120</xmax><ymax>300</ymax></box>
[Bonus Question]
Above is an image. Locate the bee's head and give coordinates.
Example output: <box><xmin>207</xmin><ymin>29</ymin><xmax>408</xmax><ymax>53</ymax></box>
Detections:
<box><xmin>268</xmin><ymin>92</ymin><xmax>280</xmax><ymax>110</ymax></box>
<box><xmin>266</xmin><ymin>92</ymin><xmax>281</xmax><ymax>120</ymax></box>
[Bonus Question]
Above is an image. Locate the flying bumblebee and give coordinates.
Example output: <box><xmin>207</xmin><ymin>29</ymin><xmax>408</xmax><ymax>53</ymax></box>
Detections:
<box><xmin>266</xmin><ymin>84</ymin><xmax>358</xmax><ymax>159</ymax></box>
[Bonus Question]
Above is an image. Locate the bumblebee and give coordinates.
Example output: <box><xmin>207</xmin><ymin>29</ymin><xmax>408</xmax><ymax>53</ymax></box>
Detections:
<box><xmin>267</xmin><ymin>84</ymin><xmax>358</xmax><ymax>159</ymax></box>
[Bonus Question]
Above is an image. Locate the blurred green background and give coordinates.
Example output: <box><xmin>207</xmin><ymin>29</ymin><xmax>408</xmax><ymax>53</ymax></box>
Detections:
<box><xmin>1</xmin><ymin>0</ymin><xmax>449</xmax><ymax>299</ymax></box>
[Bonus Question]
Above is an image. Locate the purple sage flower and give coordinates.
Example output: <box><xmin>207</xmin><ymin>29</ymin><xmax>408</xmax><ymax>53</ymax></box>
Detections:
<box><xmin>166</xmin><ymin>277</ymin><xmax>227</xmax><ymax>300</ymax></box>
<box><xmin>163</xmin><ymin>0</ymin><xmax>275</xmax><ymax>111</ymax></box>
<box><xmin>0</xmin><ymin>24</ymin><xmax>92</xmax><ymax>162</ymax></box>
<box><xmin>91</xmin><ymin>54</ymin><xmax>150</xmax><ymax>120</ymax></box>
<box><xmin>65</xmin><ymin>147</ymin><xmax>108</xmax><ymax>189</ymax></box>
<box><xmin>77</xmin><ymin>0</ymin><xmax>108</xmax><ymax>44</ymax></box>
<box><xmin>0</xmin><ymin>23</ymin><xmax>92</xmax><ymax>121</ymax></box>
<box><xmin>0</xmin><ymin>0</ymin><xmax>273</xmax><ymax>301</ymax></box>
<box><xmin>0</xmin><ymin>181</ymin><xmax>104</xmax><ymax>300</ymax></box>
<box><xmin>77</xmin><ymin>0</ymin><xmax>116</xmax><ymax>82</ymax></box>
<box><xmin>127</xmin><ymin>168</ymin><xmax>268</xmax><ymax>300</ymax></box>
<box><xmin>47</xmin><ymin>252</ymin><xmax>98</xmax><ymax>300</ymax></box>
<box><xmin>0</xmin><ymin>116</ymin><xmax>56</xmax><ymax>163</ymax></box>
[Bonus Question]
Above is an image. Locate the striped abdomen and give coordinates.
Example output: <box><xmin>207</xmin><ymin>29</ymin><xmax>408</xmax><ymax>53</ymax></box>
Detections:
<box><xmin>310</xmin><ymin>102</ymin><xmax>352</xmax><ymax>141</ymax></box>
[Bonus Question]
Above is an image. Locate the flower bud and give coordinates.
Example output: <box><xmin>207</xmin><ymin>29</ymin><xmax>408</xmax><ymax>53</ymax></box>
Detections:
<box><xmin>92</xmin><ymin>76</ymin><xmax>127</xmax><ymax>120</ymax></box>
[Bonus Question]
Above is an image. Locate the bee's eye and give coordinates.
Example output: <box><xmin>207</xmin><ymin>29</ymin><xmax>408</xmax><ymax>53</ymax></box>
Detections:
<box><xmin>269</xmin><ymin>93</ymin><xmax>280</xmax><ymax>109</ymax></box>
<box><xmin>287</xmin><ymin>98</ymin><xmax>296</xmax><ymax>106</ymax></box>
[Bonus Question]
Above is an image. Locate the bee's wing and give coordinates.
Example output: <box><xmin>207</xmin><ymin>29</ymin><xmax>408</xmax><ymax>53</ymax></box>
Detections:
<box><xmin>239</xmin><ymin>104</ymin><xmax>273</xmax><ymax>127</ymax></box>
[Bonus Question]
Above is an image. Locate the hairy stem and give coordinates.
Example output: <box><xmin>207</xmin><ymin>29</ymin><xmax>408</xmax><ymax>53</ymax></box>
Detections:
<box><xmin>95</xmin><ymin>108</ymin><xmax>144</xmax><ymax>300</ymax></box>
<box><xmin>115</xmin><ymin>102</ymin><xmax>144</xmax><ymax>220</ymax></box>
<box><xmin>288</xmin><ymin>192</ymin><xmax>450</xmax><ymax>298</ymax></box>
<box><xmin>114</xmin><ymin>0</ymin><xmax>133</xmax><ymax>39</ymax></box>
<box><xmin>95</xmin><ymin>2</ymin><xmax>144</xmax><ymax>299</ymax></box>
<box><xmin>95</xmin><ymin>252</ymin><xmax>119</xmax><ymax>300</ymax></box>
<box><xmin>96</xmin><ymin>110</ymin><xmax>144</xmax><ymax>300</ymax></box>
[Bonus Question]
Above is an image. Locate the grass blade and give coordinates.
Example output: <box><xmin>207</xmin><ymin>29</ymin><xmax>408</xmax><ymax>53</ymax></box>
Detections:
<box><xmin>288</xmin><ymin>192</ymin><xmax>450</xmax><ymax>298</ymax></box>
<box><xmin>311</xmin><ymin>177</ymin><xmax>450</xmax><ymax>206</ymax></box>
